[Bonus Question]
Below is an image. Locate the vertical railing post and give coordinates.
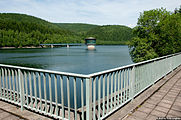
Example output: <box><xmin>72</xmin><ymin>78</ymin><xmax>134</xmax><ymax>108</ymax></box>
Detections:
<box><xmin>0</xmin><ymin>68</ymin><xmax>2</xmax><ymax>97</ymax></box>
<box><xmin>86</xmin><ymin>77</ymin><xmax>92</xmax><ymax>120</ymax></box>
<box><xmin>130</xmin><ymin>66</ymin><xmax>135</xmax><ymax>99</ymax></box>
<box><xmin>18</xmin><ymin>69</ymin><xmax>24</xmax><ymax>111</ymax></box>
<box><xmin>171</xmin><ymin>55</ymin><xmax>173</xmax><ymax>71</ymax></box>
<box><xmin>153</xmin><ymin>60</ymin><xmax>156</xmax><ymax>84</ymax></box>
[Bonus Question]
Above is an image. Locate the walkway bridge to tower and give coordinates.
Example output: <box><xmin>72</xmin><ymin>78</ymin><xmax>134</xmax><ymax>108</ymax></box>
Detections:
<box><xmin>40</xmin><ymin>43</ymin><xmax>85</xmax><ymax>48</ymax></box>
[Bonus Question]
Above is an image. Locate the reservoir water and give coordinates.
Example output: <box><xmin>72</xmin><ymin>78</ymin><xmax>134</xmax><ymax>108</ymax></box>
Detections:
<box><xmin>0</xmin><ymin>45</ymin><xmax>133</xmax><ymax>108</ymax></box>
<box><xmin>0</xmin><ymin>45</ymin><xmax>133</xmax><ymax>74</ymax></box>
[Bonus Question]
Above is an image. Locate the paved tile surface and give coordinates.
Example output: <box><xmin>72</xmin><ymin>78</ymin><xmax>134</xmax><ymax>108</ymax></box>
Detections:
<box><xmin>0</xmin><ymin>100</ymin><xmax>53</xmax><ymax>120</ymax></box>
<box><xmin>123</xmin><ymin>69</ymin><xmax>181</xmax><ymax>120</ymax></box>
<box><xmin>0</xmin><ymin>109</ymin><xmax>23</xmax><ymax>120</ymax></box>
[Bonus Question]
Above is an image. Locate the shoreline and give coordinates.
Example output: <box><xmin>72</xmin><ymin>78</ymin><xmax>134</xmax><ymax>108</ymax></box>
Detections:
<box><xmin>0</xmin><ymin>44</ymin><xmax>128</xmax><ymax>49</ymax></box>
<box><xmin>0</xmin><ymin>46</ymin><xmax>42</xmax><ymax>49</ymax></box>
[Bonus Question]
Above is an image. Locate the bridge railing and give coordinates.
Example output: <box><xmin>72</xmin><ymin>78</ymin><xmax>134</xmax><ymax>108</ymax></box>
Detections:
<box><xmin>0</xmin><ymin>64</ymin><xmax>89</xmax><ymax>120</ymax></box>
<box><xmin>0</xmin><ymin>52</ymin><xmax>181</xmax><ymax>120</ymax></box>
<box><xmin>88</xmin><ymin>52</ymin><xmax>181</xmax><ymax>119</ymax></box>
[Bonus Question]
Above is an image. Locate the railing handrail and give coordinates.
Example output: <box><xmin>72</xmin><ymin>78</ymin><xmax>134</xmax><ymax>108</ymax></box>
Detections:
<box><xmin>88</xmin><ymin>52</ymin><xmax>181</xmax><ymax>77</ymax></box>
<box><xmin>0</xmin><ymin>64</ymin><xmax>89</xmax><ymax>78</ymax></box>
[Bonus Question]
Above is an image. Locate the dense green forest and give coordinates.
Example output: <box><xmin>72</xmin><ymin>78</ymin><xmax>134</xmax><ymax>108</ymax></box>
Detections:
<box><xmin>86</xmin><ymin>25</ymin><xmax>134</xmax><ymax>45</ymax></box>
<box><xmin>0</xmin><ymin>13</ymin><xmax>133</xmax><ymax>47</ymax></box>
<box><xmin>129</xmin><ymin>6</ymin><xmax>181</xmax><ymax>62</ymax></box>
<box><xmin>0</xmin><ymin>13</ymin><xmax>83</xmax><ymax>47</ymax></box>
<box><xmin>55</xmin><ymin>23</ymin><xmax>98</xmax><ymax>33</ymax></box>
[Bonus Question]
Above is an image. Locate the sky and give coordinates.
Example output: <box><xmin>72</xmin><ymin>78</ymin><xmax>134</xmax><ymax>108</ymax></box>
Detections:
<box><xmin>0</xmin><ymin>0</ymin><xmax>180</xmax><ymax>28</ymax></box>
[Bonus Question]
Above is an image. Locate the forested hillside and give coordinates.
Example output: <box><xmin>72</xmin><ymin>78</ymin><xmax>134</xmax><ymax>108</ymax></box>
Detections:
<box><xmin>0</xmin><ymin>13</ymin><xmax>83</xmax><ymax>47</ymax></box>
<box><xmin>86</xmin><ymin>25</ymin><xmax>133</xmax><ymax>45</ymax></box>
<box><xmin>0</xmin><ymin>13</ymin><xmax>133</xmax><ymax>47</ymax></box>
<box><xmin>55</xmin><ymin>23</ymin><xmax>98</xmax><ymax>33</ymax></box>
<box><xmin>0</xmin><ymin>13</ymin><xmax>70</xmax><ymax>34</ymax></box>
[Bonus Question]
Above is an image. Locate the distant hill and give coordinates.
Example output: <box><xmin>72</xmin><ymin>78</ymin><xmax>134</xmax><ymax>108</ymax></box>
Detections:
<box><xmin>55</xmin><ymin>24</ymin><xmax>134</xmax><ymax>45</ymax></box>
<box><xmin>0</xmin><ymin>13</ymin><xmax>73</xmax><ymax>34</ymax></box>
<box><xmin>0</xmin><ymin>13</ymin><xmax>82</xmax><ymax>47</ymax></box>
<box><xmin>0</xmin><ymin>13</ymin><xmax>133</xmax><ymax>47</ymax></box>
<box><xmin>86</xmin><ymin>25</ymin><xmax>133</xmax><ymax>45</ymax></box>
<box><xmin>54</xmin><ymin>23</ymin><xmax>99</xmax><ymax>33</ymax></box>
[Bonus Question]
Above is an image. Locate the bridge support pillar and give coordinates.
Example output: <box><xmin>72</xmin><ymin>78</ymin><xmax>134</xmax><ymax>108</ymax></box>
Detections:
<box><xmin>51</xmin><ymin>45</ymin><xmax>54</xmax><ymax>48</ymax></box>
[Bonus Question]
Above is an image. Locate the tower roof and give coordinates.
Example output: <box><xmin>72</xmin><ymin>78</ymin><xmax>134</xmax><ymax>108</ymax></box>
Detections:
<box><xmin>85</xmin><ymin>37</ymin><xmax>96</xmax><ymax>39</ymax></box>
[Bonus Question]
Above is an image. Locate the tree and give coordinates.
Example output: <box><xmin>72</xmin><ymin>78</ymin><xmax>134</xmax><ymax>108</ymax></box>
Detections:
<box><xmin>156</xmin><ymin>12</ymin><xmax>181</xmax><ymax>56</ymax></box>
<box><xmin>174</xmin><ymin>5</ymin><xmax>181</xmax><ymax>14</ymax></box>
<box><xmin>129</xmin><ymin>7</ymin><xmax>181</xmax><ymax>62</ymax></box>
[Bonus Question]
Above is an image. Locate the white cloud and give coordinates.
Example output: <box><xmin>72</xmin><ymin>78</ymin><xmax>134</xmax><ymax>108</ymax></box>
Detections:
<box><xmin>0</xmin><ymin>0</ymin><xmax>180</xmax><ymax>27</ymax></box>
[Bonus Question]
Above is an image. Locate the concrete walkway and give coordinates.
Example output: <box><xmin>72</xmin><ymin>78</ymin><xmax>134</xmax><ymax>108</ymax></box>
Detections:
<box><xmin>123</xmin><ymin>68</ymin><xmax>181</xmax><ymax>120</ymax></box>
<box><xmin>0</xmin><ymin>99</ymin><xmax>52</xmax><ymax>120</ymax></box>
<box><xmin>0</xmin><ymin>109</ymin><xmax>23</xmax><ymax>120</ymax></box>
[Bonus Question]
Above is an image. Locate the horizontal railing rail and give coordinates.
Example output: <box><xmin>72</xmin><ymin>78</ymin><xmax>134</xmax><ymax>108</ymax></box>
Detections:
<box><xmin>0</xmin><ymin>64</ymin><xmax>89</xmax><ymax>78</ymax></box>
<box><xmin>0</xmin><ymin>52</ymin><xmax>181</xmax><ymax>120</ymax></box>
<box><xmin>88</xmin><ymin>52</ymin><xmax>181</xmax><ymax>77</ymax></box>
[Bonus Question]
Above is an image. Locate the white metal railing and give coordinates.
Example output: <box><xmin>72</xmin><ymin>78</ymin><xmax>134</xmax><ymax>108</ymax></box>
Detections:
<box><xmin>0</xmin><ymin>52</ymin><xmax>181</xmax><ymax>120</ymax></box>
